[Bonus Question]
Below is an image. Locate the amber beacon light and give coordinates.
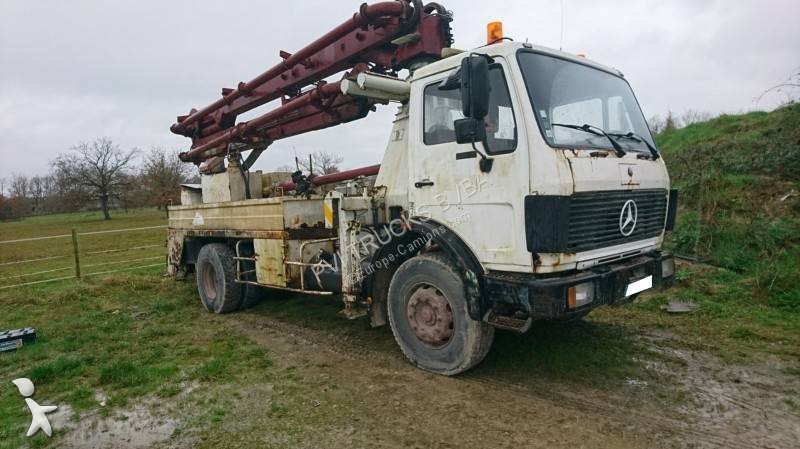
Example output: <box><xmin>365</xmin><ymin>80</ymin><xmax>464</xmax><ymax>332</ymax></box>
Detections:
<box><xmin>487</xmin><ymin>21</ymin><xmax>503</xmax><ymax>44</ymax></box>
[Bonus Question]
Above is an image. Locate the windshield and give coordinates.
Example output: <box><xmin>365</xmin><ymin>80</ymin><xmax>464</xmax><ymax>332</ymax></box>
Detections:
<box><xmin>517</xmin><ymin>51</ymin><xmax>654</xmax><ymax>153</ymax></box>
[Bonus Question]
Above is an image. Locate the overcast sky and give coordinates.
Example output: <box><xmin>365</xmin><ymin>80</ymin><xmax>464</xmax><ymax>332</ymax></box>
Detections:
<box><xmin>1</xmin><ymin>0</ymin><xmax>798</xmax><ymax>179</ymax></box>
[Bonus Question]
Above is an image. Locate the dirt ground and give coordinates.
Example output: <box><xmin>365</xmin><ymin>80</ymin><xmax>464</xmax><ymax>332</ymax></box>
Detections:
<box><xmin>233</xmin><ymin>313</ymin><xmax>800</xmax><ymax>449</ymax></box>
<box><xmin>52</xmin><ymin>307</ymin><xmax>799</xmax><ymax>449</ymax></box>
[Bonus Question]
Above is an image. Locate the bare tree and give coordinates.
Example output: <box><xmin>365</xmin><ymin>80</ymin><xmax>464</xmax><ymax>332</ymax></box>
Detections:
<box><xmin>663</xmin><ymin>111</ymin><xmax>679</xmax><ymax>133</ymax></box>
<box><xmin>649</xmin><ymin>110</ymin><xmax>714</xmax><ymax>136</ymax></box>
<box><xmin>140</xmin><ymin>147</ymin><xmax>191</xmax><ymax>209</ymax></box>
<box><xmin>756</xmin><ymin>67</ymin><xmax>800</xmax><ymax>107</ymax></box>
<box><xmin>296</xmin><ymin>151</ymin><xmax>343</xmax><ymax>176</ymax></box>
<box><xmin>29</xmin><ymin>176</ymin><xmax>46</xmax><ymax>213</ymax></box>
<box><xmin>0</xmin><ymin>182</ymin><xmax>6</xmax><ymax>220</ymax></box>
<box><xmin>680</xmin><ymin>109</ymin><xmax>712</xmax><ymax>127</ymax></box>
<box><xmin>647</xmin><ymin>114</ymin><xmax>665</xmax><ymax>135</ymax></box>
<box><xmin>48</xmin><ymin>167</ymin><xmax>89</xmax><ymax>213</ymax></box>
<box><xmin>10</xmin><ymin>174</ymin><xmax>29</xmax><ymax>199</ymax></box>
<box><xmin>52</xmin><ymin>138</ymin><xmax>137</xmax><ymax>220</ymax></box>
<box><xmin>6</xmin><ymin>174</ymin><xmax>32</xmax><ymax>217</ymax></box>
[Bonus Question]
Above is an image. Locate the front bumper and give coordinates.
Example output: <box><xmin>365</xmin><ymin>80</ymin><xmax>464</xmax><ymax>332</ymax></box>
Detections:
<box><xmin>483</xmin><ymin>252</ymin><xmax>674</xmax><ymax>320</ymax></box>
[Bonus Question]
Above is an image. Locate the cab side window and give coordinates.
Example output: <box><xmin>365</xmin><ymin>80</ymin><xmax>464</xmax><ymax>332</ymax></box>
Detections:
<box><xmin>423</xmin><ymin>66</ymin><xmax>517</xmax><ymax>154</ymax></box>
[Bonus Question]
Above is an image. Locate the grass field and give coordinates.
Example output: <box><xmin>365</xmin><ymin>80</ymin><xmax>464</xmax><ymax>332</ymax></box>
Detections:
<box><xmin>651</xmin><ymin>104</ymin><xmax>800</xmax><ymax>362</ymax></box>
<box><xmin>0</xmin><ymin>210</ymin><xmax>284</xmax><ymax>448</ymax></box>
<box><xmin>0</xmin><ymin>272</ymin><xmax>281</xmax><ymax>449</ymax></box>
<box><xmin>2</xmin><ymin>133</ymin><xmax>799</xmax><ymax>449</ymax></box>
<box><xmin>0</xmin><ymin>209</ymin><xmax>168</xmax><ymax>289</ymax></box>
<box><xmin>659</xmin><ymin>104</ymin><xmax>800</xmax><ymax>314</ymax></box>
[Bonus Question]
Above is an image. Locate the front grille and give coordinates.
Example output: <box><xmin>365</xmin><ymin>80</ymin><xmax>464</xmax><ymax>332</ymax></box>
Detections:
<box><xmin>567</xmin><ymin>189</ymin><xmax>668</xmax><ymax>252</ymax></box>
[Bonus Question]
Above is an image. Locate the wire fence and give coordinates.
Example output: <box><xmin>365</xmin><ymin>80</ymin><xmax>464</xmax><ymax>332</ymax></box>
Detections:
<box><xmin>0</xmin><ymin>225</ymin><xmax>168</xmax><ymax>290</ymax></box>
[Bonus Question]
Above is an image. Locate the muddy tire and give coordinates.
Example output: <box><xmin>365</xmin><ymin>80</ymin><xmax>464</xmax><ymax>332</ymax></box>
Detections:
<box><xmin>196</xmin><ymin>243</ymin><xmax>242</xmax><ymax>314</ymax></box>
<box><xmin>387</xmin><ymin>253</ymin><xmax>494</xmax><ymax>376</ymax></box>
<box><xmin>235</xmin><ymin>242</ymin><xmax>268</xmax><ymax>309</ymax></box>
<box><xmin>241</xmin><ymin>284</ymin><xmax>266</xmax><ymax>309</ymax></box>
<box><xmin>238</xmin><ymin>256</ymin><xmax>266</xmax><ymax>309</ymax></box>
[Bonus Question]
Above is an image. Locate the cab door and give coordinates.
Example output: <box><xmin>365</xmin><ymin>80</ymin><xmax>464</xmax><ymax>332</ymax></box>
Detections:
<box><xmin>408</xmin><ymin>58</ymin><xmax>532</xmax><ymax>271</ymax></box>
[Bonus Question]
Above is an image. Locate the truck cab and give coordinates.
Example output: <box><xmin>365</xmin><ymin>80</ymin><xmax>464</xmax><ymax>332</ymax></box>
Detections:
<box><xmin>390</xmin><ymin>42</ymin><xmax>673</xmax><ymax>273</ymax></box>
<box><xmin>348</xmin><ymin>41</ymin><xmax>676</xmax><ymax>373</ymax></box>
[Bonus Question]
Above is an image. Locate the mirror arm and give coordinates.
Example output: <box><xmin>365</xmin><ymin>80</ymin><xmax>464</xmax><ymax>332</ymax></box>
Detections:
<box><xmin>470</xmin><ymin>141</ymin><xmax>487</xmax><ymax>160</ymax></box>
<box><xmin>471</xmin><ymin>139</ymin><xmax>494</xmax><ymax>173</ymax></box>
<box><xmin>469</xmin><ymin>52</ymin><xmax>495</xmax><ymax>64</ymax></box>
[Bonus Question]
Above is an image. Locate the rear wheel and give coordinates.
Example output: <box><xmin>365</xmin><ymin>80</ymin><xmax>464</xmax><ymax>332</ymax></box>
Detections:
<box><xmin>237</xmin><ymin>247</ymin><xmax>266</xmax><ymax>309</ymax></box>
<box><xmin>241</xmin><ymin>283</ymin><xmax>266</xmax><ymax>309</ymax></box>
<box><xmin>387</xmin><ymin>253</ymin><xmax>494</xmax><ymax>376</ymax></box>
<box><xmin>196</xmin><ymin>243</ymin><xmax>242</xmax><ymax>314</ymax></box>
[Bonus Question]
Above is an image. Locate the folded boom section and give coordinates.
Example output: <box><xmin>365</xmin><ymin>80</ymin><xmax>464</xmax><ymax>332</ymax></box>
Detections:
<box><xmin>171</xmin><ymin>0</ymin><xmax>452</xmax><ymax>168</ymax></box>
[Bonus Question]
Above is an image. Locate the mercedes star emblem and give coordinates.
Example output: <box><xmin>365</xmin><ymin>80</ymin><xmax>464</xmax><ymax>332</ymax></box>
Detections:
<box><xmin>619</xmin><ymin>200</ymin><xmax>638</xmax><ymax>236</ymax></box>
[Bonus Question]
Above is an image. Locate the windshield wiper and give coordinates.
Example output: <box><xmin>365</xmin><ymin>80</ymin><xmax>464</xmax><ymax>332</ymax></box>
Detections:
<box><xmin>551</xmin><ymin>123</ymin><xmax>626</xmax><ymax>157</ymax></box>
<box><xmin>608</xmin><ymin>132</ymin><xmax>660</xmax><ymax>160</ymax></box>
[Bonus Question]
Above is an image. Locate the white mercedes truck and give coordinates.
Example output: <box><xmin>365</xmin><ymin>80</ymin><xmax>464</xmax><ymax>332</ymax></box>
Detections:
<box><xmin>167</xmin><ymin>3</ymin><xmax>677</xmax><ymax>375</ymax></box>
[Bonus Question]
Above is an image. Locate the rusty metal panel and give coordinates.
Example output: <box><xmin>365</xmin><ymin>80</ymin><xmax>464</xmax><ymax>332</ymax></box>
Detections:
<box><xmin>173</xmin><ymin>228</ymin><xmax>335</xmax><ymax>241</ymax></box>
<box><xmin>168</xmin><ymin>198</ymin><xmax>286</xmax><ymax>231</ymax></box>
<box><xmin>284</xmin><ymin>239</ymin><xmax>336</xmax><ymax>287</ymax></box>
<box><xmin>254</xmin><ymin>239</ymin><xmax>286</xmax><ymax>287</ymax></box>
<box><xmin>168</xmin><ymin>197</ymin><xmax>327</xmax><ymax>232</ymax></box>
<box><xmin>166</xmin><ymin>229</ymin><xmax>187</xmax><ymax>275</ymax></box>
<box><xmin>248</xmin><ymin>171</ymin><xmax>264</xmax><ymax>199</ymax></box>
<box><xmin>200</xmin><ymin>168</ymin><xmax>246</xmax><ymax>203</ymax></box>
<box><xmin>282</xmin><ymin>198</ymin><xmax>326</xmax><ymax>229</ymax></box>
<box><xmin>179</xmin><ymin>184</ymin><xmax>203</xmax><ymax>205</ymax></box>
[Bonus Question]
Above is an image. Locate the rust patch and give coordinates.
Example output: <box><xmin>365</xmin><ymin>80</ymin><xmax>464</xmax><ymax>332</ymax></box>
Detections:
<box><xmin>175</xmin><ymin>227</ymin><xmax>335</xmax><ymax>240</ymax></box>
<box><xmin>175</xmin><ymin>229</ymin><xmax>288</xmax><ymax>240</ymax></box>
<box><xmin>166</xmin><ymin>230</ymin><xmax>187</xmax><ymax>274</ymax></box>
<box><xmin>254</xmin><ymin>239</ymin><xmax>287</xmax><ymax>287</ymax></box>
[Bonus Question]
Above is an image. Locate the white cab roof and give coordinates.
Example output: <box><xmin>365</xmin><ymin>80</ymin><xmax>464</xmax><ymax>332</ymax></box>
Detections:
<box><xmin>411</xmin><ymin>41</ymin><xmax>623</xmax><ymax>80</ymax></box>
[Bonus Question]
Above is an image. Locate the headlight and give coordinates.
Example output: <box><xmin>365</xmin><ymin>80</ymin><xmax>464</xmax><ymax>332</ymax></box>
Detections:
<box><xmin>662</xmin><ymin>257</ymin><xmax>675</xmax><ymax>279</ymax></box>
<box><xmin>567</xmin><ymin>281</ymin><xmax>595</xmax><ymax>309</ymax></box>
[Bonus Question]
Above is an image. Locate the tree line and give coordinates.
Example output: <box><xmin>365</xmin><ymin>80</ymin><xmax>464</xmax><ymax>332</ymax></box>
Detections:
<box><xmin>648</xmin><ymin>69</ymin><xmax>799</xmax><ymax>135</ymax></box>
<box><xmin>0</xmin><ymin>138</ymin><xmax>195</xmax><ymax>221</ymax></box>
<box><xmin>1</xmin><ymin>139</ymin><xmax>348</xmax><ymax>221</ymax></box>
<box><xmin>646</xmin><ymin>109</ymin><xmax>714</xmax><ymax>136</ymax></box>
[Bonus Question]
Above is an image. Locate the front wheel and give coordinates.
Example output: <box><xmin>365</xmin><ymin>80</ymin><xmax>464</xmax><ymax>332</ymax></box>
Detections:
<box><xmin>387</xmin><ymin>253</ymin><xmax>494</xmax><ymax>376</ymax></box>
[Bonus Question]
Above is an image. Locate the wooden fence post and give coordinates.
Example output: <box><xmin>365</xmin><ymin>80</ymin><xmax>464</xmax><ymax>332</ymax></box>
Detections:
<box><xmin>71</xmin><ymin>228</ymin><xmax>81</xmax><ymax>279</ymax></box>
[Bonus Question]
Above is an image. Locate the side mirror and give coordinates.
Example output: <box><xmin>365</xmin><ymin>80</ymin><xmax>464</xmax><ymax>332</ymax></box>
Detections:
<box><xmin>453</xmin><ymin>54</ymin><xmax>494</xmax><ymax>173</ymax></box>
<box><xmin>454</xmin><ymin>116</ymin><xmax>494</xmax><ymax>173</ymax></box>
<box><xmin>460</xmin><ymin>56</ymin><xmax>490</xmax><ymax>120</ymax></box>
<box><xmin>454</xmin><ymin>118</ymin><xmax>486</xmax><ymax>145</ymax></box>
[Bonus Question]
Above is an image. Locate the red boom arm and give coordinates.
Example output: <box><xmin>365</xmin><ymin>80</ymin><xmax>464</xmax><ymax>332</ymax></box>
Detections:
<box><xmin>173</xmin><ymin>1</ymin><xmax>452</xmax><ymax>167</ymax></box>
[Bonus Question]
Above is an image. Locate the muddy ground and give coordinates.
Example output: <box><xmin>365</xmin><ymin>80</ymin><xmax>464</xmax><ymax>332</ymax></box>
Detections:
<box><xmin>52</xmin><ymin>305</ymin><xmax>800</xmax><ymax>449</ymax></box>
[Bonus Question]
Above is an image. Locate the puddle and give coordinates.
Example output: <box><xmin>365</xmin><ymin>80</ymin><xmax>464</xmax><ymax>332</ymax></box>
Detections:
<box><xmin>49</xmin><ymin>385</ymin><xmax>200</xmax><ymax>449</ymax></box>
<box><xmin>50</xmin><ymin>383</ymin><xmax>197</xmax><ymax>449</ymax></box>
<box><xmin>639</xmin><ymin>333</ymin><xmax>800</xmax><ymax>448</ymax></box>
<box><xmin>60</xmin><ymin>402</ymin><xmax>177</xmax><ymax>449</ymax></box>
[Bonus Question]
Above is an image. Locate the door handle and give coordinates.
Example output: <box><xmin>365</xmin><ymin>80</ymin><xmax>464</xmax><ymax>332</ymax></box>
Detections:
<box><xmin>414</xmin><ymin>180</ymin><xmax>435</xmax><ymax>188</ymax></box>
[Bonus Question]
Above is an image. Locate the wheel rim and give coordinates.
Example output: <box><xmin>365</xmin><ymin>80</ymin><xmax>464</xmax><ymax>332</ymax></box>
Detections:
<box><xmin>201</xmin><ymin>262</ymin><xmax>218</xmax><ymax>301</ymax></box>
<box><xmin>406</xmin><ymin>283</ymin><xmax>454</xmax><ymax>348</ymax></box>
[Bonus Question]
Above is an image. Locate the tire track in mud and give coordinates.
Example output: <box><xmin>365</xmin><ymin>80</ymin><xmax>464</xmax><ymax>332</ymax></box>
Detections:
<box><xmin>461</xmin><ymin>375</ymin><xmax>751</xmax><ymax>449</ymax></box>
<box><xmin>640</xmin><ymin>337</ymin><xmax>800</xmax><ymax>448</ymax></box>
<box><xmin>231</xmin><ymin>312</ymin><xmax>786</xmax><ymax>449</ymax></box>
<box><xmin>643</xmin><ymin>340</ymin><xmax>793</xmax><ymax>419</ymax></box>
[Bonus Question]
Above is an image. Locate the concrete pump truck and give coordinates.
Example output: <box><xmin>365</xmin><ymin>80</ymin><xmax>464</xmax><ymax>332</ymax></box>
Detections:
<box><xmin>167</xmin><ymin>1</ymin><xmax>678</xmax><ymax>375</ymax></box>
